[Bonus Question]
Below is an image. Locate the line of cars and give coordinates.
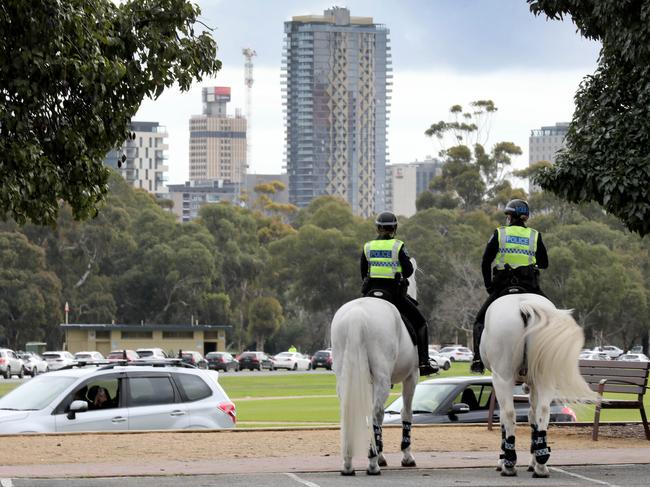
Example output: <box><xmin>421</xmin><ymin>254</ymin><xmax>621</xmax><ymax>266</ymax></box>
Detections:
<box><xmin>579</xmin><ymin>345</ymin><xmax>649</xmax><ymax>362</ymax></box>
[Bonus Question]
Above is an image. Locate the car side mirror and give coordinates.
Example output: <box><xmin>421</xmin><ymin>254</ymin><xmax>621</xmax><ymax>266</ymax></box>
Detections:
<box><xmin>67</xmin><ymin>400</ymin><xmax>89</xmax><ymax>420</ymax></box>
<box><xmin>450</xmin><ymin>403</ymin><xmax>470</xmax><ymax>415</ymax></box>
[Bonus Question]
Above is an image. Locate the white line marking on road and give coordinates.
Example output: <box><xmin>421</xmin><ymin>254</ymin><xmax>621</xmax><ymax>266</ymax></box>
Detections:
<box><xmin>550</xmin><ymin>467</ymin><xmax>621</xmax><ymax>487</ymax></box>
<box><xmin>285</xmin><ymin>472</ymin><xmax>321</xmax><ymax>487</ymax></box>
<box><xmin>0</xmin><ymin>478</ymin><xmax>13</xmax><ymax>487</ymax></box>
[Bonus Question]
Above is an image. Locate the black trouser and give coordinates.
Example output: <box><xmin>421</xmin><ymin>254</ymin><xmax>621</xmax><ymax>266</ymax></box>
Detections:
<box><xmin>363</xmin><ymin>279</ymin><xmax>430</xmax><ymax>365</ymax></box>
<box><xmin>472</xmin><ymin>275</ymin><xmax>547</xmax><ymax>360</ymax></box>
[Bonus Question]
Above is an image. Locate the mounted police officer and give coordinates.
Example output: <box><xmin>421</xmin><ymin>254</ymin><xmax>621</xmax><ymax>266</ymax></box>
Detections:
<box><xmin>360</xmin><ymin>211</ymin><xmax>437</xmax><ymax>376</ymax></box>
<box><xmin>470</xmin><ymin>199</ymin><xmax>549</xmax><ymax>374</ymax></box>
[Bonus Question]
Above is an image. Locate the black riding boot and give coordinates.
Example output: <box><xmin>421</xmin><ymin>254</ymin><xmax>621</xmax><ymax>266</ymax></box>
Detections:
<box><xmin>416</xmin><ymin>322</ymin><xmax>437</xmax><ymax>376</ymax></box>
<box><xmin>470</xmin><ymin>321</ymin><xmax>485</xmax><ymax>374</ymax></box>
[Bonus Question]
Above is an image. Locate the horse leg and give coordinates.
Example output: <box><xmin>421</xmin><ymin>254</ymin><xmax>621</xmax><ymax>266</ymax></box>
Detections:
<box><xmin>529</xmin><ymin>388</ymin><xmax>552</xmax><ymax>478</ymax></box>
<box><xmin>367</xmin><ymin>378</ymin><xmax>391</xmax><ymax>475</ymax></box>
<box><xmin>493</xmin><ymin>375</ymin><xmax>517</xmax><ymax>476</ymax></box>
<box><xmin>399</xmin><ymin>369</ymin><xmax>419</xmax><ymax>467</ymax></box>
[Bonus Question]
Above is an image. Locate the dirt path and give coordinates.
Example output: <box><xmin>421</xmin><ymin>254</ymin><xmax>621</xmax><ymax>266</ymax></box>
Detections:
<box><xmin>7</xmin><ymin>424</ymin><xmax>649</xmax><ymax>466</ymax></box>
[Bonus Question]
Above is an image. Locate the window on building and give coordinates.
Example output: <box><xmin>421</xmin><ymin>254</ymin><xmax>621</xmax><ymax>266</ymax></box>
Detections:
<box><xmin>121</xmin><ymin>331</ymin><xmax>153</xmax><ymax>339</ymax></box>
<box><xmin>162</xmin><ymin>330</ymin><xmax>194</xmax><ymax>339</ymax></box>
<box><xmin>95</xmin><ymin>330</ymin><xmax>110</xmax><ymax>339</ymax></box>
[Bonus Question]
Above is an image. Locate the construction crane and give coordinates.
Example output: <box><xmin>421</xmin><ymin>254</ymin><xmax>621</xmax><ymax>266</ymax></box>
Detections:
<box><xmin>242</xmin><ymin>48</ymin><xmax>256</xmax><ymax>183</ymax></box>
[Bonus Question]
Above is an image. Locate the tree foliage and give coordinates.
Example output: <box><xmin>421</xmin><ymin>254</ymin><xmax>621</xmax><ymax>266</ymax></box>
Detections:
<box><xmin>424</xmin><ymin>101</ymin><xmax>523</xmax><ymax>210</ymax></box>
<box><xmin>0</xmin><ymin>0</ymin><xmax>220</xmax><ymax>225</ymax></box>
<box><xmin>528</xmin><ymin>0</ymin><xmax>650</xmax><ymax>236</ymax></box>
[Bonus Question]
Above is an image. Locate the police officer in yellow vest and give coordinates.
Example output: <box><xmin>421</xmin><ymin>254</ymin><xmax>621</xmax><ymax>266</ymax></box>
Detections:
<box><xmin>361</xmin><ymin>211</ymin><xmax>438</xmax><ymax>376</ymax></box>
<box><xmin>470</xmin><ymin>199</ymin><xmax>549</xmax><ymax>374</ymax></box>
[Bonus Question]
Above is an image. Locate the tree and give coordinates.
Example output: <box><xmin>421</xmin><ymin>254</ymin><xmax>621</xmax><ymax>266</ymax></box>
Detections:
<box><xmin>425</xmin><ymin>102</ymin><xmax>523</xmax><ymax>210</ymax></box>
<box><xmin>0</xmin><ymin>0</ymin><xmax>221</xmax><ymax>225</ymax></box>
<box><xmin>528</xmin><ymin>0</ymin><xmax>650</xmax><ymax>236</ymax></box>
<box><xmin>248</xmin><ymin>296</ymin><xmax>283</xmax><ymax>351</ymax></box>
<box><xmin>0</xmin><ymin>233</ymin><xmax>62</xmax><ymax>349</ymax></box>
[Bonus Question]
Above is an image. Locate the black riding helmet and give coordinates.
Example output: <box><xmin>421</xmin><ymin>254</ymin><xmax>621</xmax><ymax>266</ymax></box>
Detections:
<box><xmin>375</xmin><ymin>211</ymin><xmax>398</xmax><ymax>233</ymax></box>
<box><xmin>504</xmin><ymin>199</ymin><xmax>530</xmax><ymax>220</ymax></box>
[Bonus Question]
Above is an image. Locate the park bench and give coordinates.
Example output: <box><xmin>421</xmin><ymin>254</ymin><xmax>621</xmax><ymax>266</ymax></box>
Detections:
<box><xmin>579</xmin><ymin>359</ymin><xmax>650</xmax><ymax>441</ymax></box>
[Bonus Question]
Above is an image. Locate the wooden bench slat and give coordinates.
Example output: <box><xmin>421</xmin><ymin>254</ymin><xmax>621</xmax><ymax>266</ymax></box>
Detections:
<box><xmin>580</xmin><ymin>367</ymin><xmax>649</xmax><ymax>379</ymax></box>
<box><xmin>578</xmin><ymin>360</ymin><xmax>650</xmax><ymax>369</ymax></box>
<box><xmin>581</xmin><ymin>374</ymin><xmax>649</xmax><ymax>386</ymax></box>
<box><xmin>588</xmin><ymin>383</ymin><xmax>645</xmax><ymax>394</ymax></box>
<box><xmin>600</xmin><ymin>400</ymin><xmax>642</xmax><ymax>409</ymax></box>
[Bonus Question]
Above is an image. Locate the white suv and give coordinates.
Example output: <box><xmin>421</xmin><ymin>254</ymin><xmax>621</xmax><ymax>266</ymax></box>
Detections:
<box><xmin>42</xmin><ymin>351</ymin><xmax>76</xmax><ymax>370</ymax></box>
<box><xmin>0</xmin><ymin>362</ymin><xmax>236</xmax><ymax>433</ymax></box>
<box><xmin>592</xmin><ymin>346</ymin><xmax>624</xmax><ymax>360</ymax></box>
<box><xmin>0</xmin><ymin>349</ymin><xmax>26</xmax><ymax>379</ymax></box>
<box><xmin>437</xmin><ymin>345</ymin><xmax>474</xmax><ymax>362</ymax></box>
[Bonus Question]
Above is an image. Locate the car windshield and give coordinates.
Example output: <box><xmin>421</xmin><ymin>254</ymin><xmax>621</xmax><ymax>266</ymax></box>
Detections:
<box><xmin>0</xmin><ymin>375</ymin><xmax>77</xmax><ymax>410</ymax></box>
<box><xmin>137</xmin><ymin>351</ymin><xmax>153</xmax><ymax>357</ymax></box>
<box><xmin>75</xmin><ymin>354</ymin><xmax>92</xmax><ymax>359</ymax></box>
<box><xmin>42</xmin><ymin>353</ymin><xmax>62</xmax><ymax>360</ymax></box>
<box><xmin>276</xmin><ymin>352</ymin><xmax>293</xmax><ymax>357</ymax></box>
<box><xmin>206</xmin><ymin>353</ymin><xmax>222</xmax><ymax>358</ymax></box>
<box><xmin>386</xmin><ymin>384</ymin><xmax>457</xmax><ymax>414</ymax></box>
<box><xmin>438</xmin><ymin>347</ymin><xmax>455</xmax><ymax>353</ymax></box>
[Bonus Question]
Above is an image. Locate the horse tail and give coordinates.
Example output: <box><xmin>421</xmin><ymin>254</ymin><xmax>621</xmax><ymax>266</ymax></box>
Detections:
<box><xmin>520</xmin><ymin>301</ymin><xmax>597</xmax><ymax>402</ymax></box>
<box><xmin>333</xmin><ymin>305</ymin><xmax>374</xmax><ymax>461</ymax></box>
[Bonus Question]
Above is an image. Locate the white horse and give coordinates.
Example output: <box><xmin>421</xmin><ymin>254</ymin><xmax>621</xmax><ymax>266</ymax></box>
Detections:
<box><xmin>330</xmin><ymin>264</ymin><xmax>420</xmax><ymax>475</ymax></box>
<box><xmin>481</xmin><ymin>293</ymin><xmax>596</xmax><ymax>478</ymax></box>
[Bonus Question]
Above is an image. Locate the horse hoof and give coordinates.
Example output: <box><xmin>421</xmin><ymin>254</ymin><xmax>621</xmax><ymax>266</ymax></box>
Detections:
<box><xmin>401</xmin><ymin>459</ymin><xmax>417</xmax><ymax>467</ymax></box>
<box><xmin>495</xmin><ymin>466</ymin><xmax>502</xmax><ymax>472</ymax></box>
<box><xmin>527</xmin><ymin>465</ymin><xmax>534</xmax><ymax>472</ymax></box>
<box><xmin>340</xmin><ymin>470</ymin><xmax>355</xmax><ymax>476</ymax></box>
<box><xmin>532</xmin><ymin>471</ymin><xmax>550</xmax><ymax>478</ymax></box>
<box><xmin>378</xmin><ymin>458</ymin><xmax>387</xmax><ymax>467</ymax></box>
<box><xmin>366</xmin><ymin>469</ymin><xmax>381</xmax><ymax>476</ymax></box>
<box><xmin>501</xmin><ymin>469</ymin><xmax>517</xmax><ymax>477</ymax></box>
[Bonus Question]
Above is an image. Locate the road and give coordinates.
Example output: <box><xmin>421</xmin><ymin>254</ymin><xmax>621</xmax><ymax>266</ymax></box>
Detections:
<box><xmin>4</xmin><ymin>464</ymin><xmax>649</xmax><ymax>486</ymax></box>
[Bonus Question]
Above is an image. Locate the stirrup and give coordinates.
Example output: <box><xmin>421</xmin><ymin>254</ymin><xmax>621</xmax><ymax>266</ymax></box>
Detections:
<box><xmin>419</xmin><ymin>360</ymin><xmax>438</xmax><ymax>376</ymax></box>
<box><xmin>470</xmin><ymin>359</ymin><xmax>485</xmax><ymax>374</ymax></box>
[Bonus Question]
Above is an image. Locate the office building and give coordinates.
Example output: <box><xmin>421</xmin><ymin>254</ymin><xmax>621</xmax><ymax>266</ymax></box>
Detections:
<box><xmin>105</xmin><ymin>121</ymin><xmax>169</xmax><ymax>195</ymax></box>
<box><xmin>189</xmin><ymin>87</ymin><xmax>247</xmax><ymax>184</ymax></box>
<box><xmin>385</xmin><ymin>157</ymin><xmax>442</xmax><ymax>217</ymax></box>
<box><xmin>166</xmin><ymin>180</ymin><xmax>239</xmax><ymax>223</ymax></box>
<box><xmin>529</xmin><ymin>122</ymin><xmax>569</xmax><ymax>192</ymax></box>
<box><xmin>282</xmin><ymin>7</ymin><xmax>391</xmax><ymax>217</ymax></box>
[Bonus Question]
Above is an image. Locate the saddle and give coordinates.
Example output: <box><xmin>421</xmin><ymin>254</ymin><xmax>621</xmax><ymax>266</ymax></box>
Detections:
<box><xmin>363</xmin><ymin>288</ymin><xmax>417</xmax><ymax>346</ymax></box>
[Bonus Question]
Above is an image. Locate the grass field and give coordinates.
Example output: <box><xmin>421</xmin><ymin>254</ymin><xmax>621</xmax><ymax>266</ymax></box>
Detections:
<box><xmin>0</xmin><ymin>362</ymin><xmax>647</xmax><ymax>428</ymax></box>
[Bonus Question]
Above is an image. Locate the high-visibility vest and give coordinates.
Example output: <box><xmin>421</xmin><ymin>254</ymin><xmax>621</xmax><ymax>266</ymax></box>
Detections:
<box><xmin>364</xmin><ymin>239</ymin><xmax>403</xmax><ymax>279</ymax></box>
<box><xmin>494</xmin><ymin>226</ymin><xmax>538</xmax><ymax>269</ymax></box>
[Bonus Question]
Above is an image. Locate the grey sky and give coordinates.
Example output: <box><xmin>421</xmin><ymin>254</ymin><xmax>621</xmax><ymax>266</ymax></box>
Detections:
<box><xmin>135</xmin><ymin>0</ymin><xmax>600</xmax><ymax>185</ymax></box>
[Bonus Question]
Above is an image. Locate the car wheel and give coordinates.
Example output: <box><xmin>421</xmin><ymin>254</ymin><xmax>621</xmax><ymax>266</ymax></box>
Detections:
<box><xmin>443</xmin><ymin>362</ymin><xmax>451</xmax><ymax>371</ymax></box>
<box><xmin>18</xmin><ymin>367</ymin><xmax>24</xmax><ymax>379</ymax></box>
<box><xmin>307</xmin><ymin>363</ymin><xmax>312</xmax><ymax>370</ymax></box>
<box><xmin>292</xmin><ymin>363</ymin><xmax>297</xmax><ymax>371</ymax></box>
<box><xmin>449</xmin><ymin>357</ymin><xmax>455</xmax><ymax>362</ymax></box>
<box><xmin>4</xmin><ymin>367</ymin><xmax>10</xmax><ymax>379</ymax></box>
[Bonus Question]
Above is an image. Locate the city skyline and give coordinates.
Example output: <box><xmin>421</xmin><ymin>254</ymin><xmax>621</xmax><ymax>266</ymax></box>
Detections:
<box><xmin>134</xmin><ymin>0</ymin><xmax>601</xmax><ymax>187</ymax></box>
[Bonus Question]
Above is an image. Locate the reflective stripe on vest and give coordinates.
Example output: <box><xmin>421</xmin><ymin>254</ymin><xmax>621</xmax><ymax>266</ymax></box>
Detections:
<box><xmin>364</xmin><ymin>239</ymin><xmax>403</xmax><ymax>279</ymax></box>
<box><xmin>495</xmin><ymin>226</ymin><xmax>538</xmax><ymax>269</ymax></box>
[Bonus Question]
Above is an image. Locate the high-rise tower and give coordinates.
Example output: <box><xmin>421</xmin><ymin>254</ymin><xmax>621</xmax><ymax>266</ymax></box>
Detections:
<box><xmin>189</xmin><ymin>87</ymin><xmax>247</xmax><ymax>184</ymax></box>
<box><xmin>282</xmin><ymin>7</ymin><xmax>391</xmax><ymax>216</ymax></box>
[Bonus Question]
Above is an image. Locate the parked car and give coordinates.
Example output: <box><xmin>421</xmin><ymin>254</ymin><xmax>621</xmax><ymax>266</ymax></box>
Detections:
<box><xmin>616</xmin><ymin>353</ymin><xmax>650</xmax><ymax>362</ymax></box>
<box><xmin>106</xmin><ymin>350</ymin><xmax>139</xmax><ymax>362</ymax></box>
<box><xmin>179</xmin><ymin>351</ymin><xmax>208</xmax><ymax>369</ymax></box>
<box><xmin>436</xmin><ymin>346</ymin><xmax>474</xmax><ymax>362</ymax></box>
<box><xmin>429</xmin><ymin>352</ymin><xmax>451</xmax><ymax>371</ymax></box>
<box><xmin>0</xmin><ymin>349</ymin><xmax>27</xmax><ymax>379</ymax></box>
<box><xmin>384</xmin><ymin>376</ymin><xmax>576</xmax><ymax>425</ymax></box>
<box><xmin>310</xmin><ymin>350</ymin><xmax>333</xmax><ymax>370</ymax></box>
<box><xmin>42</xmin><ymin>351</ymin><xmax>76</xmax><ymax>371</ymax></box>
<box><xmin>592</xmin><ymin>345</ymin><xmax>624</xmax><ymax>359</ymax></box>
<box><xmin>238</xmin><ymin>351</ymin><xmax>275</xmax><ymax>371</ymax></box>
<box><xmin>74</xmin><ymin>351</ymin><xmax>105</xmax><ymax>362</ymax></box>
<box><xmin>272</xmin><ymin>352</ymin><xmax>312</xmax><ymax>371</ymax></box>
<box><xmin>579</xmin><ymin>351</ymin><xmax>611</xmax><ymax>361</ymax></box>
<box><xmin>206</xmin><ymin>352</ymin><xmax>239</xmax><ymax>372</ymax></box>
<box><xmin>0</xmin><ymin>361</ymin><xmax>236</xmax><ymax>433</ymax></box>
<box><xmin>629</xmin><ymin>346</ymin><xmax>643</xmax><ymax>354</ymax></box>
<box><xmin>19</xmin><ymin>352</ymin><xmax>49</xmax><ymax>376</ymax></box>
<box><xmin>135</xmin><ymin>348</ymin><xmax>169</xmax><ymax>360</ymax></box>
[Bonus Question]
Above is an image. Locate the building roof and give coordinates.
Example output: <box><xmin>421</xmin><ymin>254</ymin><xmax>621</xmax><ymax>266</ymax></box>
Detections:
<box><xmin>60</xmin><ymin>323</ymin><xmax>231</xmax><ymax>331</ymax></box>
